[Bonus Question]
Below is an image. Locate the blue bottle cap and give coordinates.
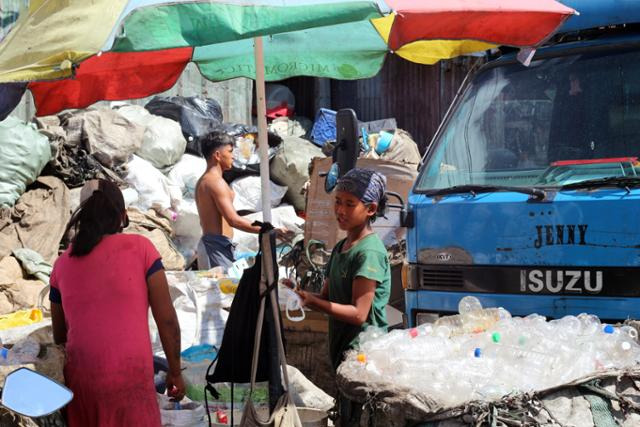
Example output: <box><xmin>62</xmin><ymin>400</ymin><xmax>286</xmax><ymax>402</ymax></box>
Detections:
<box><xmin>603</xmin><ymin>324</ymin><xmax>615</xmax><ymax>334</ymax></box>
<box><xmin>0</xmin><ymin>348</ymin><xmax>7</xmax><ymax>359</ymax></box>
<box><xmin>474</xmin><ymin>348</ymin><xmax>482</xmax><ymax>358</ymax></box>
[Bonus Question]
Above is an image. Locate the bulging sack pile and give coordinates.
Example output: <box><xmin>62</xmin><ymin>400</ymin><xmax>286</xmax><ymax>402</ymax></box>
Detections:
<box><xmin>115</xmin><ymin>105</ymin><xmax>186</xmax><ymax>169</ymax></box>
<box><xmin>0</xmin><ymin>117</ymin><xmax>51</xmax><ymax>207</ymax></box>
<box><xmin>340</xmin><ymin>296</ymin><xmax>640</xmax><ymax>409</ymax></box>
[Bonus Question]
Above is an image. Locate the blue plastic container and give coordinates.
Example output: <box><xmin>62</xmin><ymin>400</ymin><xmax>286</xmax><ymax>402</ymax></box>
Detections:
<box><xmin>181</xmin><ymin>344</ymin><xmax>218</xmax><ymax>363</ymax></box>
<box><xmin>310</xmin><ymin>108</ymin><xmax>337</xmax><ymax>147</ymax></box>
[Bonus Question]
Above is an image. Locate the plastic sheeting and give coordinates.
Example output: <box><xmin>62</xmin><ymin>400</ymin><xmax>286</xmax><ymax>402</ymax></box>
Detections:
<box><xmin>0</xmin><ymin>83</ymin><xmax>26</xmax><ymax>121</ymax></box>
<box><xmin>145</xmin><ymin>96</ymin><xmax>223</xmax><ymax>155</ymax></box>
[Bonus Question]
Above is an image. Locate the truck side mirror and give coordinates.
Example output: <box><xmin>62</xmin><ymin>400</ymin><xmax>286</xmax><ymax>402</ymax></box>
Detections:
<box><xmin>2</xmin><ymin>368</ymin><xmax>73</xmax><ymax>418</ymax></box>
<box><xmin>386</xmin><ymin>191</ymin><xmax>414</xmax><ymax>228</ymax></box>
<box><xmin>325</xmin><ymin>109</ymin><xmax>359</xmax><ymax>193</ymax></box>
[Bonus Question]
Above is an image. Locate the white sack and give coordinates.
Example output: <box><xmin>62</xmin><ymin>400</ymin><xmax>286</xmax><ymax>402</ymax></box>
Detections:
<box><xmin>231</xmin><ymin>176</ymin><xmax>287</xmax><ymax>212</ymax></box>
<box><xmin>167</xmin><ymin>154</ymin><xmax>207</xmax><ymax>198</ymax></box>
<box><xmin>125</xmin><ymin>155</ymin><xmax>179</xmax><ymax>211</ymax></box>
<box><xmin>157</xmin><ymin>394</ymin><xmax>206</xmax><ymax>427</ymax></box>
<box><xmin>173</xmin><ymin>198</ymin><xmax>201</xmax><ymax>261</ymax></box>
<box><xmin>233</xmin><ymin>205</ymin><xmax>305</xmax><ymax>254</ymax></box>
<box><xmin>117</xmin><ymin>105</ymin><xmax>187</xmax><ymax>169</ymax></box>
<box><xmin>149</xmin><ymin>272</ymin><xmax>229</xmax><ymax>358</ymax></box>
<box><xmin>287</xmin><ymin>365</ymin><xmax>334</xmax><ymax>411</ymax></box>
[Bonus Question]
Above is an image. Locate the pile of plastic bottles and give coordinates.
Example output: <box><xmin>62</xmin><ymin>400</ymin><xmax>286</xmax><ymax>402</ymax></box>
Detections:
<box><xmin>341</xmin><ymin>297</ymin><xmax>640</xmax><ymax>407</ymax></box>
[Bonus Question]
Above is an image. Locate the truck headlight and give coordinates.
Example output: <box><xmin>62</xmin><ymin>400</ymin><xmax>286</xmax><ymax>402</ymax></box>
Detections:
<box><xmin>401</xmin><ymin>263</ymin><xmax>418</xmax><ymax>290</ymax></box>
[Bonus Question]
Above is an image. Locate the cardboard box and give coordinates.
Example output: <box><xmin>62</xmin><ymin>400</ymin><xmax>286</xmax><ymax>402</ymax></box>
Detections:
<box><xmin>281</xmin><ymin>308</ymin><xmax>328</xmax><ymax>333</ymax></box>
<box><xmin>304</xmin><ymin>157</ymin><xmax>418</xmax><ymax>251</ymax></box>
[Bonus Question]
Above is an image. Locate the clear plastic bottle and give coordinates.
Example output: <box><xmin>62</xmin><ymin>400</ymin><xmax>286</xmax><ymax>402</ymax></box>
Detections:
<box><xmin>344</xmin><ymin>307</ymin><xmax>640</xmax><ymax>405</ymax></box>
<box><xmin>458</xmin><ymin>296</ymin><xmax>483</xmax><ymax>314</ymax></box>
<box><xmin>435</xmin><ymin>307</ymin><xmax>511</xmax><ymax>335</ymax></box>
<box><xmin>483</xmin><ymin>343</ymin><xmax>557</xmax><ymax>383</ymax></box>
<box><xmin>577</xmin><ymin>313</ymin><xmax>601</xmax><ymax>335</ymax></box>
<box><xmin>620</xmin><ymin>325</ymin><xmax>639</xmax><ymax>341</ymax></box>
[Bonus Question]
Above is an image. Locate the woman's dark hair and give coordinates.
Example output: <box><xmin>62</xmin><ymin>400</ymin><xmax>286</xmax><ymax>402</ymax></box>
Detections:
<box><xmin>65</xmin><ymin>179</ymin><xmax>127</xmax><ymax>257</ymax></box>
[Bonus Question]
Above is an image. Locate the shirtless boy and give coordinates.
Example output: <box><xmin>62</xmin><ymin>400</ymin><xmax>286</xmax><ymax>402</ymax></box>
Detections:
<box><xmin>195</xmin><ymin>131</ymin><xmax>262</xmax><ymax>269</ymax></box>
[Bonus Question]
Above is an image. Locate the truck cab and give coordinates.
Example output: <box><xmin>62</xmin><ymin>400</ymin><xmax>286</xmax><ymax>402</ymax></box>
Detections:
<box><xmin>404</xmin><ymin>0</ymin><xmax>640</xmax><ymax>326</ymax></box>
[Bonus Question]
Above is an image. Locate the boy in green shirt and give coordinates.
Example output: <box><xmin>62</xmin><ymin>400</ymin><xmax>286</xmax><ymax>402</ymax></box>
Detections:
<box><xmin>296</xmin><ymin>168</ymin><xmax>391</xmax><ymax>424</ymax></box>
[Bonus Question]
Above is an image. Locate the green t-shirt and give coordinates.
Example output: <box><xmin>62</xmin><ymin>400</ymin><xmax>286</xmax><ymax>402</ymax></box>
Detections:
<box><xmin>327</xmin><ymin>233</ymin><xmax>390</xmax><ymax>369</ymax></box>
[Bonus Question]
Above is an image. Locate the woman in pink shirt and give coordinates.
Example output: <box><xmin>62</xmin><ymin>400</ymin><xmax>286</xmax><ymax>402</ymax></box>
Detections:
<box><xmin>50</xmin><ymin>179</ymin><xmax>184</xmax><ymax>427</ymax></box>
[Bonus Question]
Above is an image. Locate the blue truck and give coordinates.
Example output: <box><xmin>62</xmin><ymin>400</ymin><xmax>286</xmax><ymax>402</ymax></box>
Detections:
<box><xmin>403</xmin><ymin>0</ymin><xmax>640</xmax><ymax>326</ymax></box>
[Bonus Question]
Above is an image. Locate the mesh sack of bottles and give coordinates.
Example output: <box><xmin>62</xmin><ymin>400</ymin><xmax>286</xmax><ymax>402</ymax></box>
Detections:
<box><xmin>336</xmin><ymin>297</ymin><xmax>640</xmax><ymax>426</ymax></box>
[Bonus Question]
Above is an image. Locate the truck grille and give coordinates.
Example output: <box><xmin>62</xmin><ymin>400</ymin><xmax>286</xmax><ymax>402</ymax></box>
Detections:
<box><xmin>421</xmin><ymin>268</ymin><xmax>464</xmax><ymax>287</ymax></box>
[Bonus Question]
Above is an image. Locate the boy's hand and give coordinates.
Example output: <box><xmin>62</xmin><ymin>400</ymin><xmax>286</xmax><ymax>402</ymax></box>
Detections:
<box><xmin>295</xmin><ymin>289</ymin><xmax>314</xmax><ymax>307</ymax></box>
<box><xmin>281</xmin><ymin>278</ymin><xmax>296</xmax><ymax>290</ymax></box>
<box><xmin>275</xmin><ymin>227</ymin><xmax>293</xmax><ymax>240</ymax></box>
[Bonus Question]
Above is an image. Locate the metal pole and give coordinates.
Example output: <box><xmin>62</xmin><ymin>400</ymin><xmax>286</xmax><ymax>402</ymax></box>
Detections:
<box><xmin>253</xmin><ymin>36</ymin><xmax>272</xmax><ymax>223</ymax></box>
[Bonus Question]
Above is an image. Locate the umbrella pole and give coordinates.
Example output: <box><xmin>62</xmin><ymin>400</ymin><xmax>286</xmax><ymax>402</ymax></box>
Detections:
<box><xmin>254</xmin><ymin>36</ymin><xmax>272</xmax><ymax>223</ymax></box>
<box><xmin>254</xmin><ymin>36</ymin><xmax>283</xmax><ymax>412</ymax></box>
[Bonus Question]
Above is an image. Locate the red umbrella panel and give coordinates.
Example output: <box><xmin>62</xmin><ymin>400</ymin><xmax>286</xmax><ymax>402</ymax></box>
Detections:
<box><xmin>28</xmin><ymin>48</ymin><xmax>193</xmax><ymax>116</ymax></box>
<box><xmin>384</xmin><ymin>0</ymin><xmax>576</xmax><ymax>49</ymax></box>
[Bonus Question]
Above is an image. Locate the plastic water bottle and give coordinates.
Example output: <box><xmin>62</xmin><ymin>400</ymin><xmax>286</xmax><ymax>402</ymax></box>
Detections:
<box><xmin>620</xmin><ymin>325</ymin><xmax>639</xmax><ymax>341</ymax></box>
<box><xmin>458</xmin><ymin>296</ymin><xmax>483</xmax><ymax>314</ymax></box>
<box><xmin>577</xmin><ymin>313</ymin><xmax>601</xmax><ymax>335</ymax></box>
<box><xmin>435</xmin><ymin>308</ymin><xmax>510</xmax><ymax>335</ymax></box>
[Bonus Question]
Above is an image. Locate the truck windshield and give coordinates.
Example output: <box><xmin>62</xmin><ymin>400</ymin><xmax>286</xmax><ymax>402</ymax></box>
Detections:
<box><xmin>417</xmin><ymin>47</ymin><xmax>640</xmax><ymax>192</ymax></box>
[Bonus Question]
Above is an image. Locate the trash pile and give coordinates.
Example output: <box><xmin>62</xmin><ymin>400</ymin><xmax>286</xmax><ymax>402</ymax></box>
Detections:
<box><xmin>1</xmin><ymin>86</ymin><xmax>420</xmax><ymax>286</ymax></box>
<box><xmin>0</xmin><ymin>86</ymin><xmax>423</xmax><ymax>425</ymax></box>
<box><xmin>341</xmin><ymin>296</ymin><xmax>640</xmax><ymax>408</ymax></box>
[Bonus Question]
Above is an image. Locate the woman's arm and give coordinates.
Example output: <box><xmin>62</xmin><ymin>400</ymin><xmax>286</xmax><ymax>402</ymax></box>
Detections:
<box><xmin>148</xmin><ymin>269</ymin><xmax>185</xmax><ymax>400</ymax></box>
<box><xmin>51</xmin><ymin>303</ymin><xmax>67</xmax><ymax>345</ymax></box>
<box><xmin>299</xmin><ymin>277</ymin><xmax>376</xmax><ymax>326</ymax></box>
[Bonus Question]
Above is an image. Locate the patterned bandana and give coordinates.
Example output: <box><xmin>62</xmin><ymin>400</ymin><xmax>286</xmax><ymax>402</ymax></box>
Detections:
<box><xmin>335</xmin><ymin>168</ymin><xmax>387</xmax><ymax>205</ymax></box>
